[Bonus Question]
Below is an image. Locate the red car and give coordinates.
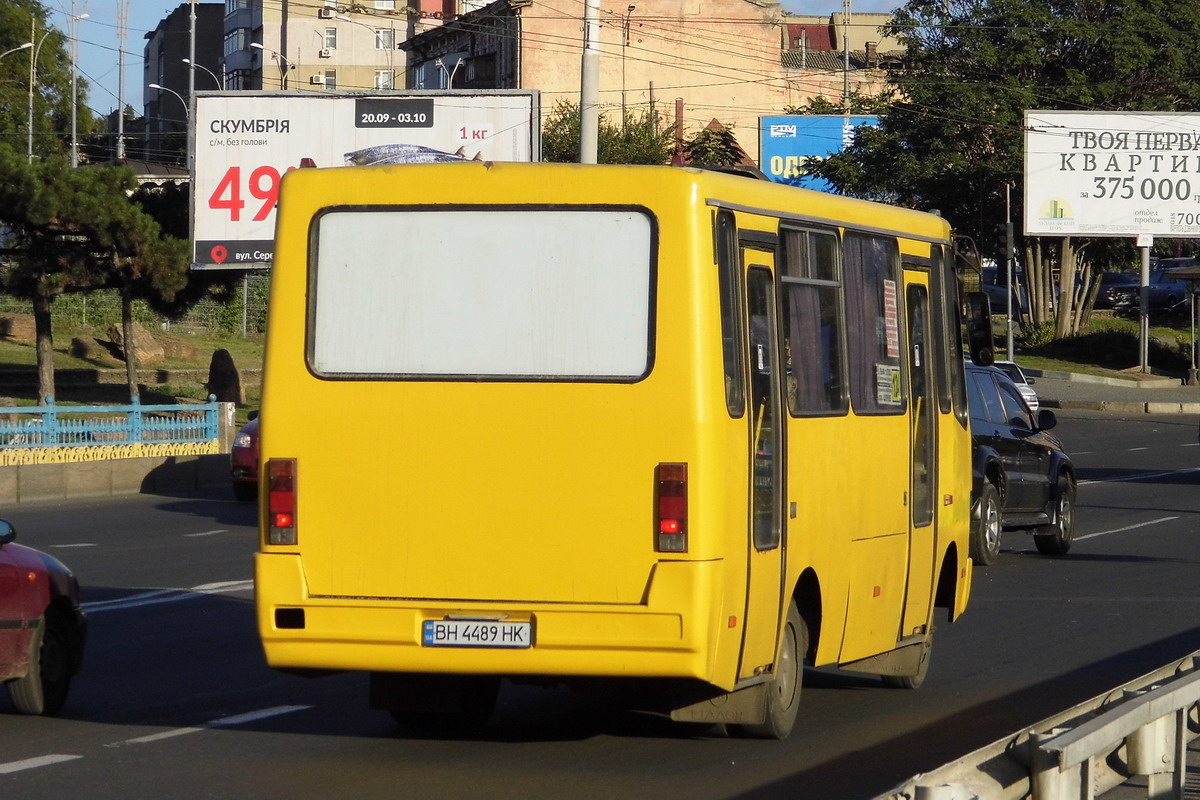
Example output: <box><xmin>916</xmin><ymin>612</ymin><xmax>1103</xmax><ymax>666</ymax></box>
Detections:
<box><xmin>231</xmin><ymin>413</ymin><xmax>260</xmax><ymax>502</ymax></box>
<box><xmin>0</xmin><ymin>519</ymin><xmax>87</xmax><ymax>715</ymax></box>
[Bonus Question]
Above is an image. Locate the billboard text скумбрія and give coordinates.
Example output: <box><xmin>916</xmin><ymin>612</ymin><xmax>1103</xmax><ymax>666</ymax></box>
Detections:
<box><xmin>191</xmin><ymin>91</ymin><xmax>539</xmax><ymax>269</ymax></box>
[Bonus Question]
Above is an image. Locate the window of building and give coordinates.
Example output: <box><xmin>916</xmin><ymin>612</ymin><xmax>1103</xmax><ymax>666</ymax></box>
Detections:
<box><xmin>376</xmin><ymin>28</ymin><xmax>395</xmax><ymax>49</ymax></box>
<box><xmin>324</xmin><ymin>28</ymin><xmax>337</xmax><ymax>49</ymax></box>
<box><xmin>324</xmin><ymin>69</ymin><xmax>337</xmax><ymax>90</ymax></box>
<box><xmin>376</xmin><ymin>0</ymin><xmax>397</xmax><ymax>9</ymax></box>
<box><xmin>223</xmin><ymin>28</ymin><xmax>250</xmax><ymax>57</ymax></box>
<box><xmin>374</xmin><ymin>70</ymin><xmax>395</xmax><ymax>89</ymax></box>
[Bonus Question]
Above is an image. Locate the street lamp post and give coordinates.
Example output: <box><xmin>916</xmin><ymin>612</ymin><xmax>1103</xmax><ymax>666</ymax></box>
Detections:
<box><xmin>250</xmin><ymin>43</ymin><xmax>293</xmax><ymax>89</ymax></box>
<box><xmin>0</xmin><ymin>42</ymin><xmax>32</xmax><ymax>60</ymax></box>
<box><xmin>27</xmin><ymin>12</ymin><xmax>89</xmax><ymax>163</ymax></box>
<box><xmin>149</xmin><ymin>82</ymin><xmax>189</xmax><ymax>120</ymax></box>
<box><xmin>183</xmin><ymin>58</ymin><xmax>222</xmax><ymax>89</ymax></box>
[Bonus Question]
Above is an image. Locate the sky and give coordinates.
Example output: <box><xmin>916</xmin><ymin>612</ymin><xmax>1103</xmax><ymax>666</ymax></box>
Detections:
<box><xmin>62</xmin><ymin>0</ymin><xmax>900</xmax><ymax>117</ymax></box>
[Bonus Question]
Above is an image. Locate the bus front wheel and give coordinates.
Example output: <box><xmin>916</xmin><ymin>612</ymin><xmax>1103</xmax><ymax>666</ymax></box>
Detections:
<box><xmin>731</xmin><ymin>601</ymin><xmax>805</xmax><ymax>740</ymax></box>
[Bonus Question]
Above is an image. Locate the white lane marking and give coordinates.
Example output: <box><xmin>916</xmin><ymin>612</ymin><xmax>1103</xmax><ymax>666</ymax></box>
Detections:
<box><xmin>82</xmin><ymin>580</ymin><xmax>254</xmax><ymax>613</ymax></box>
<box><xmin>1127</xmin><ymin>447</ymin><xmax>1149</xmax><ymax>451</ymax></box>
<box><xmin>50</xmin><ymin>543</ymin><xmax>97</xmax><ymax>548</ymax></box>
<box><xmin>110</xmin><ymin>705</ymin><xmax>313</xmax><ymax>747</ymax></box>
<box><xmin>1182</xmin><ymin>443</ymin><xmax>1200</xmax><ymax>447</ymax></box>
<box><xmin>1077</xmin><ymin>516</ymin><xmax>1179</xmax><ymax>542</ymax></box>
<box><xmin>184</xmin><ymin>529</ymin><xmax>230</xmax><ymax>538</ymax></box>
<box><xmin>1079</xmin><ymin>467</ymin><xmax>1200</xmax><ymax>486</ymax></box>
<box><xmin>0</xmin><ymin>754</ymin><xmax>83</xmax><ymax>774</ymax></box>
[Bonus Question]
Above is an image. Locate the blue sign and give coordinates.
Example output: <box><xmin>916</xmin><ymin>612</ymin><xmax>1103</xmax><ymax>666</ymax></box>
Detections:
<box><xmin>759</xmin><ymin>115</ymin><xmax>879</xmax><ymax>191</ymax></box>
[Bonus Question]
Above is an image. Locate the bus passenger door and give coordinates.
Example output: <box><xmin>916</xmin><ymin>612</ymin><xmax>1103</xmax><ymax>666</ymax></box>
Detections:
<box><xmin>902</xmin><ymin>281</ymin><xmax>937</xmax><ymax>634</ymax></box>
<box><xmin>739</xmin><ymin>263</ymin><xmax>787</xmax><ymax>680</ymax></box>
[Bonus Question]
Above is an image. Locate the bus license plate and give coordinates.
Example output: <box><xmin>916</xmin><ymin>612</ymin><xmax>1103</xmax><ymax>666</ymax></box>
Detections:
<box><xmin>422</xmin><ymin>619</ymin><xmax>532</xmax><ymax>649</ymax></box>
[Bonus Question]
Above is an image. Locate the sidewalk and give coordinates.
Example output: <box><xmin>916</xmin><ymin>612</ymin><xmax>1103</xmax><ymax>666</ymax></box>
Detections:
<box><xmin>1025</xmin><ymin>367</ymin><xmax>1200</xmax><ymax>414</ymax></box>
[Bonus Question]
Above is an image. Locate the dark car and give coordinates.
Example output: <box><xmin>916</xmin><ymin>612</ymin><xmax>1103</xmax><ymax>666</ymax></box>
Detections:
<box><xmin>1145</xmin><ymin>266</ymin><xmax>1194</xmax><ymax>310</ymax></box>
<box><xmin>1093</xmin><ymin>271</ymin><xmax>1139</xmax><ymax>309</ymax></box>
<box><xmin>230</xmin><ymin>412</ymin><xmax>259</xmax><ymax>502</ymax></box>
<box><xmin>966</xmin><ymin>363</ymin><xmax>1076</xmax><ymax>565</ymax></box>
<box><xmin>0</xmin><ymin>519</ymin><xmax>87</xmax><ymax>715</ymax></box>
<box><xmin>980</xmin><ymin>266</ymin><xmax>1026</xmax><ymax>314</ymax></box>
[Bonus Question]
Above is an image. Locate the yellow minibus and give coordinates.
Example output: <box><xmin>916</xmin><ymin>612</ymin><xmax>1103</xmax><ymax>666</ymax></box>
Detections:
<box><xmin>256</xmin><ymin>161</ymin><xmax>988</xmax><ymax>738</ymax></box>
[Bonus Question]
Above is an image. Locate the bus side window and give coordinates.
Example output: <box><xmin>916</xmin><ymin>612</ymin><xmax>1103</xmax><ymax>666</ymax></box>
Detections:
<box><xmin>716</xmin><ymin>211</ymin><xmax>745</xmax><ymax>417</ymax></box>
<box><xmin>780</xmin><ymin>226</ymin><xmax>846</xmax><ymax>415</ymax></box>
<box><xmin>844</xmin><ymin>232</ymin><xmax>904</xmax><ymax>413</ymax></box>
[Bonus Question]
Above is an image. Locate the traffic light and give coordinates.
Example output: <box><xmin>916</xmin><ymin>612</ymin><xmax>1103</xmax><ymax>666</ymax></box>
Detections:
<box><xmin>995</xmin><ymin>222</ymin><xmax>1014</xmax><ymax>260</ymax></box>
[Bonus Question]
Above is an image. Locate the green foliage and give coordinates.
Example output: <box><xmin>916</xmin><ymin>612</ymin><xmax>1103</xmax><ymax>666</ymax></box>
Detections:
<box><xmin>682</xmin><ymin>126</ymin><xmax>746</xmax><ymax>167</ymax></box>
<box><xmin>541</xmin><ymin>100</ymin><xmax>675</xmax><ymax>164</ymax></box>
<box><xmin>1015</xmin><ymin>322</ymin><xmax>1055</xmax><ymax>350</ymax></box>
<box><xmin>0</xmin><ymin>0</ymin><xmax>90</xmax><ymax>161</ymax></box>
<box><xmin>783</xmin><ymin>91</ymin><xmax>891</xmax><ymax>116</ymax></box>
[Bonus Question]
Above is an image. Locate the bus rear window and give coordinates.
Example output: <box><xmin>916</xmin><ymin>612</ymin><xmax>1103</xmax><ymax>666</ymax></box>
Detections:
<box><xmin>308</xmin><ymin>208</ymin><xmax>654</xmax><ymax>380</ymax></box>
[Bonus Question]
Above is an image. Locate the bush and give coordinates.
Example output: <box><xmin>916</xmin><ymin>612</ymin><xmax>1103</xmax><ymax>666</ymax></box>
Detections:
<box><xmin>1016</xmin><ymin>322</ymin><xmax>1055</xmax><ymax>350</ymax></box>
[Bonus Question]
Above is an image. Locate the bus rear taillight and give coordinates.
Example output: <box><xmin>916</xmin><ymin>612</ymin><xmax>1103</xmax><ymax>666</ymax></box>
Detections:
<box><xmin>267</xmin><ymin>458</ymin><xmax>297</xmax><ymax>545</ymax></box>
<box><xmin>656</xmin><ymin>462</ymin><xmax>688</xmax><ymax>553</ymax></box>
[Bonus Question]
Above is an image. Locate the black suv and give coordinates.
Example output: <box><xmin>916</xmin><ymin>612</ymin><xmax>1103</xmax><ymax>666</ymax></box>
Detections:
<box><xmin>966</xmin><ymin>363</ymin><xmax>1076</xmax><ymax>565</ymax></box>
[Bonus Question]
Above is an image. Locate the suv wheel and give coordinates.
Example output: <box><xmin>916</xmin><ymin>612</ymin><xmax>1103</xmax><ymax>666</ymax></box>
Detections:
<box><xmin>1034</xmin><ymin>476</ymin><xmax>1076</xmax><ymax>556</ymax></box>
<box><xmin>970</xmin><ymin>482</ymin><xmax>1002</xmax><ymax>566</ymax></box>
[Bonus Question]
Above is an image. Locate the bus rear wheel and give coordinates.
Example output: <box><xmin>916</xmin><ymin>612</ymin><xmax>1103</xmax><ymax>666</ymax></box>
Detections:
<box><xmin>731</xmin><ymin>601</ymin><xmax>805</xmax><ymax>740</ymax></box>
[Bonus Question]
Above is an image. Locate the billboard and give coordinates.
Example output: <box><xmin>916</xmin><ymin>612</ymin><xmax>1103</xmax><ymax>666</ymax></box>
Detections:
<box><xmin>190</xmin><ymin>91</ymin><xmax>540</xmax><ymax>269</ymax></box>
<box><xmin>759</xmin><ymin>115</ymin><xmax>879</xmax><ymax>191</ymax></box>
<box><xmin>1025</xmin><ymin>111</ymin><xmax>1200</xmax><ymax>237</ymax></box>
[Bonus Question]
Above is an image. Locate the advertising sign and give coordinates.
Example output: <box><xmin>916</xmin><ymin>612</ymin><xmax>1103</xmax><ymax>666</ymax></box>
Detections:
<box><xmin>191</xmin><ymin>90</ymin><xmax>540</xmax><ymax>269</ymax></box>
<box><xmin>1025</xmin><ymin>111</ymin><xmax>1200</xmax><ymax>237</ymax></box>
<box><xmin>759</xmin><ymin>115</ymin><xmax>878</xmax><ymax>191</ymax></box>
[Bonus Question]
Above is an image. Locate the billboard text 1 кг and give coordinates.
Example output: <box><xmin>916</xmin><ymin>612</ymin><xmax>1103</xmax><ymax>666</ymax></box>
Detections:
<box><xmin>191</xmin><ymin>90</ymin><xmax>540</xmax><ymax>269</ymax></box>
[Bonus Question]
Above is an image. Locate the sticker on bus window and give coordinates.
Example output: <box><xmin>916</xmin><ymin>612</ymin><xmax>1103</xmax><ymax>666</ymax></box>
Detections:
<box><xmin>883</xmin><ymin>279</ymin><xmax>900</xmax><ymax>359</ymax></box>
<box><xmin>876</xmin><ymin>363</ymin><xmax>902</xmax><ymax>405</ymax></box>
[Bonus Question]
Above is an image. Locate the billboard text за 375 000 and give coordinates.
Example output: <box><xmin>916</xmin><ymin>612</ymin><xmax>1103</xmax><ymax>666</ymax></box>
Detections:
<box><xmin>191</xmin><ymin>91</ymin><xmax>539</xmax><ymax>269</ymax></box>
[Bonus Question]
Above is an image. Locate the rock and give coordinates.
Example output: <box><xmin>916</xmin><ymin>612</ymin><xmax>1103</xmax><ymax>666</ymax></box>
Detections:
<box><xmin>107</xmin><ymin>321</ymin><xmax>166</xmax><ymax>366</ymax></box>
<box><xmin>158</xmin><ymin>336</ymin><xmax>201</xmax><ymax>361</ymax></box>
<box><xmin>69</xmin><ymin>336</ymin><xmax>117</xmax><ymax>363</ymax></box>
<box><xmin>206</xmin><ymin>348</ymin><xmax>245</xmax><ymax>405</ymax></box>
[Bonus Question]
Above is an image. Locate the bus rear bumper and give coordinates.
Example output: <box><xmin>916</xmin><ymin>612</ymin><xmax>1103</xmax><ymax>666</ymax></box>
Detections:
<box><xmin>255</xmin><ymin>553</ymin><xmax>725</xmax><ymax>683</ymax></box>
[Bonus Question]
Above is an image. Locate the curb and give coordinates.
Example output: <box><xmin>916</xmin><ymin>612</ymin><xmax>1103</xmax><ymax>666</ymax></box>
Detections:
<box><xmin>1045</xmin><ymin>399</ymin><xmax>1200</xmax><ymax>414</ymax></box>
<box><xmin>1025</xmin><ymin>367</ymin><xmax>1184</xmax><ymax>389</ymax></box>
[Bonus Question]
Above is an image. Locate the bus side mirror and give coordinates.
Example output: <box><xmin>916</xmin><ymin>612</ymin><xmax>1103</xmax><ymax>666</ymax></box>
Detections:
<box><xmin>965</xmin><ymin>292</ymin><xmax>994</xmax><ymax>366</ymax></box>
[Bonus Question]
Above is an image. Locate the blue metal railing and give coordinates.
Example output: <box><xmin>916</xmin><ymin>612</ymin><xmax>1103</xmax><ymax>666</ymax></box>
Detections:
<box><xmin>0</xmin><ymin>396</ymin><xmax>219</xmax><ymax>449</ymax></box>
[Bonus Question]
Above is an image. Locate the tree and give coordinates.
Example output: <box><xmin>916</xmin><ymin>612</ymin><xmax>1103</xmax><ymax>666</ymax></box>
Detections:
<box><xmin>0</xmin><ymin>145</ymin><xmax>190</xmax><ymax>402</ymax></box>
<box><xmin>682</xmin><ymin>124</ymin><xmax>748</xmax><ymax>167</ymax></box>
<box><xmin>783</xmin><ymin>91</ymin><xmax>890</xmax><ymax>116</ymax></box>
<box><xmin>1</xmin><ymin>0</ymin><xmax>90</xmax><ymax>162</ymax></box>
<box><xmin>542</xmin><ymin>100</ymin><xmax>675</xmax><ymax>165</ymax></box>
<box><xmin>811</xmin><ymin>0</ymin><xmax>1200</xmax><ymax>337</ymax></box>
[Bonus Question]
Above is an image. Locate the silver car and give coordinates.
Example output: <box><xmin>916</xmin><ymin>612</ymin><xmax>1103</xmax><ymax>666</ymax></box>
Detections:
<box><xmin>994</xmin><ymin>360</ymin><xmax>1038</xmax><ymax>413</ymax></box>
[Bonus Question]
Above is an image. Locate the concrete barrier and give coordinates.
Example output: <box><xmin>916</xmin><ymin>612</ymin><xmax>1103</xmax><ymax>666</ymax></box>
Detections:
<box><xmin>0</xmin><ymin>452</ymin><xmax>233</xmax><ymax>505</ymax></box>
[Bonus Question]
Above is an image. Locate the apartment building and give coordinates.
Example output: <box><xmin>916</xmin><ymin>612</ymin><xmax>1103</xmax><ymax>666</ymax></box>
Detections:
<box><xmin>226</xmin><ymin>0</ymin><xmax>451</xmax><ymax>92</ymax></box>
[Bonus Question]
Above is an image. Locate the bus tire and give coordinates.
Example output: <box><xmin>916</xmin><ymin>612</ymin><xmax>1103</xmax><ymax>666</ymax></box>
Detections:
<box><xmin>882</xmin><ymin>632</ymin><xmax>932</xmax><ymax>690</ymax></box>
<box><xmin>1034</xmin><ymin>476</ymin><xmax>1076</xmax><ymax>556</ymax></box>
<box><xmin>969</xmin><ymin>482</ymin><xmax>1002</xmax><ymax>566</ymax></box>
<box><xmin>731</xmin><ymin>602</ymin><xmax>804</xmax><ymax>740</ymax></box>
<box><xmin>7</xmin><ymin>612</ymin><xmax>73</xmax><ymax>716</ymax></box>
